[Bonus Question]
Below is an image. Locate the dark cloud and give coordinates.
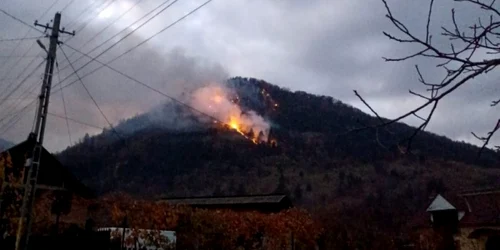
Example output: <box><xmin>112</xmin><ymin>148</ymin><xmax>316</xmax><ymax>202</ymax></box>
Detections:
<box><xmin>1</xmin><ymin>0</ymin><xmax>499</xmax><ymax>151</ymax></box>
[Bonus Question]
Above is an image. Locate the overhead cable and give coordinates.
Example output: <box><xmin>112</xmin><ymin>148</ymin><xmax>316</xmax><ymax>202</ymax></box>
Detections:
<box><xmin>58</xmin><ymin>0</ymin><xmax>176</xmax><ymax>71</ymax></box>
<box><xmin>59</xmin><ymin>44</ymin><xmax>122</xmax><ymax>139</ymax></box>
<box><xmin>55</xmin><ymin>0</ymin><xmax>212</xmax><ymax>90</ymax></box>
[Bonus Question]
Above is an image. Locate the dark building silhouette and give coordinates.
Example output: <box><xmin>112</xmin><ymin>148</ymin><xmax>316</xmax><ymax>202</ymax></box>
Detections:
<box><xmin>160</xmin><ymin>194</ymin><xmax>292</xmax><ymax>213</ymax></box>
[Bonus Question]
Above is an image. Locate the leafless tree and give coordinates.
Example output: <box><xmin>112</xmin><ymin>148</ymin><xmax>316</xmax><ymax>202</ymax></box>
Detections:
<box><xmin>355</xmin><ymin>0</ymin><xmax>500</xmax><ymax>157</ymax></box>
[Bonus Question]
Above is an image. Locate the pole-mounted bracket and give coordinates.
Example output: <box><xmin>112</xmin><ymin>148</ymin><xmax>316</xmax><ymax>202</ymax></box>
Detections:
<box><xmin>59</xmin><ymin>27</ymin><xmax>75</xmax><ymax>36</ymax></box>
<box><xmin>34</xmin><ymin>20</ymin><xmax>75</xmax><ymax>36</ymax></box>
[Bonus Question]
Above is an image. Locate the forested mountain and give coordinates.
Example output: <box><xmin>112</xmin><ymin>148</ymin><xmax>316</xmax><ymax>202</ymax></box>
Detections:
<box><xmin>58</xmin><ymin>77</ymin><xmax>500</xmax><ymax>246</ymax></box>
<box><xmin>0</xmin><ymin>138</ymin><xmax>14</xmax><ymax>151</ymax></box>
<box><xmin>58</xmin><ymin>77</ymin><xmax>500</xmax><ymax>195</ymax></box>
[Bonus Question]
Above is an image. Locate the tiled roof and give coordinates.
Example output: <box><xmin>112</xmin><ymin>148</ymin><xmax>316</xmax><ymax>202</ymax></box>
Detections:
<box><xmin>459</xmin><ymin>190</ymin><xmax>500</xmax><ymax>226</ymax></box>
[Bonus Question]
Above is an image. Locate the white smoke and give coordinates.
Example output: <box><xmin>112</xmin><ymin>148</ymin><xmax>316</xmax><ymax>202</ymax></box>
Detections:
<box><xmin>189</xmin><ymin>83</ymin><xmax>271</xmax><ymax>142</ymax></box>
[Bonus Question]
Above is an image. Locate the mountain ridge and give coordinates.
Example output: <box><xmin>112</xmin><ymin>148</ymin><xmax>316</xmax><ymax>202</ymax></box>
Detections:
<box><xmin>57</xmin><ymin>76</ymin><xmax>500</xmax><ymax>197</ymax></box>
<box><xmin>55</xmin><ymin>76</ymin><xmax>500</xmax><ymax>244</ymax></box>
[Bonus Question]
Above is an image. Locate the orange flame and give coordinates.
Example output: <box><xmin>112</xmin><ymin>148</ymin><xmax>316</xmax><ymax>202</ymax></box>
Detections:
<box><xmin>190</xmin><ymin>84</ymin><xmax>270</xmax><ymax>145</ymax></box>
<box><xmin>227</xmin><ymin>116</ymin><xmax>257</xmax><ymax>144</ymax></box>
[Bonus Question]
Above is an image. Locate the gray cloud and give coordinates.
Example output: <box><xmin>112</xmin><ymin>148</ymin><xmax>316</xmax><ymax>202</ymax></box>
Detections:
<box><xmin>1</xmin><ymin>0</ymin><xmax>499</xmax><ymax>151</ymax></box>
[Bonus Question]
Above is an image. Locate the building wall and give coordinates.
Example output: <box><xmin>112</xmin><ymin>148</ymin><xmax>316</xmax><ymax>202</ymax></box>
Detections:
<box><xmin>455</xmin><ymin>227</ymin><xmax>485</xmax><ymax>250</ymax></box>
<box><xmin>455</xmin><ymin>226</ymin><xmax>500</xmax><ymax>250</ymax></box>
<box><xmin>417</xmin><ymin>226</ymin><xmax>500</xmax><ymax>250</ymax></box>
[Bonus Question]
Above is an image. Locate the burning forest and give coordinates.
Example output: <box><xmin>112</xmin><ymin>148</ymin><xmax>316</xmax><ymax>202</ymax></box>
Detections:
<box><xmin>188</xmin><ymin>83</ymin><xmax>272</xmax><ymax>144</ymax></box>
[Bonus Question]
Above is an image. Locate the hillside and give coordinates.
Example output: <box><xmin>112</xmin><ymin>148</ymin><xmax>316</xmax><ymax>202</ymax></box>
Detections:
<box><xmin>0</xmin><ymin>138</ymin><xmax>14</xmax><ymax>151</ymax></box>
<box><xmin>57</xmin><ymin>77</ymin><xmax>500</xmax><ymax>246</ymax></box>
<box><xmin>58</xmin><ymin>76</ymin><xmax>500</xmax><ymax>194</ymax></box>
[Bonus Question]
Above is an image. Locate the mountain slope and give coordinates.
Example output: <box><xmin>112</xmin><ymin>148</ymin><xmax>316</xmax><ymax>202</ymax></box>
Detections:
<box><xmin>0</xmin><ymin>138</ymin><xmax>14</xmax><ymax>151</ymax></box>
<box><xmin>58</xmin><ymin>77</ymin><xmax>500</xmax><ymax>197</ymax></box>
<box><xmin>56</xmin><ymin>77</ymin><xmax>500</xmax><ymax>249</ymax></box>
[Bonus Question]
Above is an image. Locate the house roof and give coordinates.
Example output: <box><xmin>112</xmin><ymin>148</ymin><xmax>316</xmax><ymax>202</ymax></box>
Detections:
<box><xmin>414</xmin><ymin>189</ymin><xmax>500</xmax><ymax>228</ymax></box>
<box><xmin>162</xmin><ymin>194</ymin><xmax>288</xmax><ymax>205</ymax></box>
<box><xmin>459</xmin><ymin>189</ymin><xmax>500</xmax><ymax>226</ymax></box>
<box><xmin>427</xmin><ymin>194</ymin><xmax>456</xmax><ymax>212</ymax></box>
<box><xmin>160</xmin><ymin>194</ymin><xmax>292</xmax><ymax>212</ymax></box>
<box><xmin>0</xmin><ymin>135</ymin><xmax>94</xmax><ymax>198</ymax></box>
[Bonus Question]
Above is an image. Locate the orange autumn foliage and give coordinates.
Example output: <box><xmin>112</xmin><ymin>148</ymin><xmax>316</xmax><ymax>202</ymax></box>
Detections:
<box><xmin>97</xmin><ymin>193</ymin><xmax>322</xmax><ymax>250</ymax></box>
<box><xmin>2</xmin><ymin>192</ymin><xmax>321</xmax><ymax>249</ymax></box>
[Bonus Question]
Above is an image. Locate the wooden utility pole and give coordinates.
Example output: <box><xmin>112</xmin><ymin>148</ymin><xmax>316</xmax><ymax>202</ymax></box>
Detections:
<box><xmin>14</xmin><ymin>12</ymin><xmax>74</xmax><ymax>250</ymax></box>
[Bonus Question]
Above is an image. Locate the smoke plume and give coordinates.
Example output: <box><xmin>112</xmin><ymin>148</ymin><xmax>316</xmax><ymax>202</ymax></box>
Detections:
<box><xmin>188</xmin><ymin>83</ymin><xmax>271</xmax><ymax>142</ymax></box>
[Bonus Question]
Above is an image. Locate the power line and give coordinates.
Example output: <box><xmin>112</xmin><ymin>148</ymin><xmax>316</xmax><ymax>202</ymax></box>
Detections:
<box><xmin>0</xmin><ymin>36</ymin><xmax>46</xmax><ymax>42</ymax></box>
<box><xmin>0</xmin><ymin>98</ymin><xmax>37</xmax><ymax>134</ymax></box>
<box><xmin>63</xmin><ymin>0</ymin><xmax>105</xmax><ymax>31</ymax></box>
<box><xmin>0</xmin><ymin>96</ymin><xmax>37</xmax><ymax>129</ymax></box>
<box><xmin>55</xmin><ymin>0</ymin><xmax>177</xmax><ymax>72</ymax></box>
<box><xmin>0</xmin><ymin>3</ymin><xmax>57</xmax><ymax>127</ymax></box>
<box><xmin>84</xmin><ymin>0</ymin><xmax>146</xmax><ymax>49</ymax></box>
<box><xmin>0</xmin><ymin>43</ymin><xmax>43</xmax><ymax>85</ymax></box>
<box><xmin>0</xmin><ymin>83</ymin><xmax>40</xmax><ymax>128</ymax></box>
<box><xmin>0</xmin><ymin>106</ymin><xmax>25</xmax><ymax>124</ymax></box>
<box><xmin>0</xmin><ymin>79</ymin><xmax>42</xmax><ymax>125</ymax></box>
<box><xmin>58</xmin><ymin>45</ymin><xmax>121</xmax><ymax>139</ymax></box>
<box><xmin>48</xmin><ymin>112</ymin><xmax>104</xmax><ymax>130</ymax></box>
<box><xmin>60</xmin><ymin>40</ymin><xmax>228</xmax><ymax>129</ymax></box>
<box><xmin>1</xmin><ymin>75</ymin><xmax>42</xmax><ymax>81</ymax></box>
<box><xmin>0</xmin><ymin>57</ymin><xmax>43</xmax><ymax>115</ymax></box>
<box><xmin>0</xmin><ymin>101</ymin><xmax>35</xmax><ymax>134</ymax></box>
<box><xmin>39</xmin><ymin>0</ymin><xmax>62</xmax><ymax>22</ymax></box>
<box><xmin>62</xmin><ymin>0</ymin><xmax>146</xmax><ymax>61</ymax></box>
<box><xmin>0</xmin><ymin>31</ymin><xmax>47</xmax><ymax>88</ymax></box>
<box><xmin>0</xmin><ymin>1</ymin><xmax>57</xmax><ymax>81</ymax></box>
<box><xmin>60</xmin><ymin>45</ymin><xmax>145</xmax><ymax>172</ymax></box>
<box><xmin>0</xmin><ymin>55</ymin><xmax>41</xmax><ymax>58</ymax></box>
<box><xmin>55</xmin><ymin>0</ymin><xmax>211</xmax><ymax>90</ymax></box>
<box><xmin>57</xmin><ymin>0</ymin><xmax>176</xmax><ymax>72</ymax></box>
<box><xmin>55</xmin><ymin>59</ymin><xmax>72</xmax><ymax>145</ymax></box>
<box><xmin>0</xmin><ymin>58</ymin><xmax>45</xmax><ymax>108</ymax></box>
<box><xmin>0</xmin><ymin>9</ymin><xmax>44</xmax><ymax>34</ymax></box>
<box><xmin>0</xmin><ymin>18</ymin><xmax>39</xmax><ymax>80</ymax></box>
<box><xmin>64</xmin><ymin>0</ymin><xmax>117</xmax><ymax>44</ymax></box>
<box><xmin>61</xmin><ymin>0</ymin><xmax>77</xmax><ymax>12</ymax></box>
<box><xmin>74</xmin><ymin>0</ymin><xmax>116</xmax><ymax>33</ymax></box>
<box><xmin>0</xmin><ymin>97</ymin><xmax>35</xmax><ymax>102</ymax></box>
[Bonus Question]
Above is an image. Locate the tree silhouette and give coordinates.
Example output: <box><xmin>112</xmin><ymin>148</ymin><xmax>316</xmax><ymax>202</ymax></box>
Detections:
<box><xmin>50</xmin><ymin>191</ymin><xmax>72</xmax><ymax>234</ymax></box>
<box><xmin>306</xmin><ymin>183</ymin><xmax>312</xmax><ymax>192</ymax></box>
<box><xmin>355</xmin><ymin>0</ymin><xmax>500</xmax><ymax>155</ymax></box>
<box><xmin>294</xmin><ymin>185</ymin><xmax>303</xmax><ymax>200</ymax></box>
<box><xmin>236</xmin><ymin>183</ymin><xmax>246</xmax><ymax>196</ymax></box>
<box><xmin>275</xmin><ymin>173</ymin><xmax>287</xmax><ymax>194</ymax></box>
<box><xmin>213</xmin><ymin>185</ymin><xmax>223</xmax><ymax>196</ymax></box>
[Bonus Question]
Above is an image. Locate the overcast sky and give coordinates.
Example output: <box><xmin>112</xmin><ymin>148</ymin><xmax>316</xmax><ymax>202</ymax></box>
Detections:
<box><xmin>0</xmin><ymin>0</ymin><xmax>499</xmax><ymax>152</ymax></box>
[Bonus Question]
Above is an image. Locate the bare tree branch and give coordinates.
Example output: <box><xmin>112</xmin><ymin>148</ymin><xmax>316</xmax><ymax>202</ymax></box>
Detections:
<box><xmin>426</xmin><ymin>0</ymin><xmax>435</xmax><ymax>44</ymax></box>
<box><xmin>351</xmin><ymin>0</ymin><xmax>500</xmax><ymax>155</ymax></box>
<box><xmin>409</xmin><ymin>90</ymin><xmax>431</xmax><ymax>100</ymax></box>
<box><xmin>412</xmin><ymin>113</ymin><xmax>427</xmax><ymax>122</ymax></box>
<box><xmin>354</xmin><ymin>90</ymin><xmax>384</xmax><ymax>123</ymax></box>
<box><xmin>456</xmin><ymin>0</ymin><xmax>500</xmax><ymax>17</ymax></box>
<box><xmin>472</xmin><ymin>119</ymin><xmax>500</xmax><ymax>157</ymax></box>
<box><xmin>491</xmin><ymin>99</ymin><xmax>500</xmax><ymax>106</ymax></box>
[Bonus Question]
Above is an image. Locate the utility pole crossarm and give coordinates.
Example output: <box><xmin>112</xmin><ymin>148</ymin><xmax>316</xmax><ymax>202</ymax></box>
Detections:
<box><xmin>34</xmin><ymin>19</ymin><xmax>75</xmax><ymax>36</ymax></box>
